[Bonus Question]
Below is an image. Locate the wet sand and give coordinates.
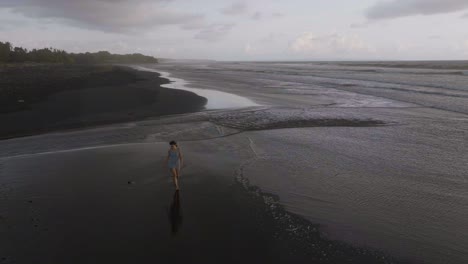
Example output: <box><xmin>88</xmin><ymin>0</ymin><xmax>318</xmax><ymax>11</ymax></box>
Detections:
<box><xmin>0</xmin><ymin>139</ymin><xmax>403</xmax><ymax>264</ymax></box>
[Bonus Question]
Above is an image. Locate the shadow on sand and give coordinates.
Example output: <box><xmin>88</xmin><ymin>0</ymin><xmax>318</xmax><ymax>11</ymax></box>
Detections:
<box><xmin>168</xmin><ymin>190</ymin><xmax>183</xmax><ymax>235</ymax></box>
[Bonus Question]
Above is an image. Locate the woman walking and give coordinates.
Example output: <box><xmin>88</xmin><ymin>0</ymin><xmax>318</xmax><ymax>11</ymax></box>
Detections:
<box><xmin>165</xmin><ymin>140</ymin><xmax>183</xmax><ymax>190</ymax></box>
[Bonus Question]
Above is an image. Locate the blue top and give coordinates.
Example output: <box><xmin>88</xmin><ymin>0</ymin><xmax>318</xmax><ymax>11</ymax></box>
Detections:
<box><xmin>168</xmin><ymin>149</ymin><xmax>180</xmax><ymax>169</ymax></box>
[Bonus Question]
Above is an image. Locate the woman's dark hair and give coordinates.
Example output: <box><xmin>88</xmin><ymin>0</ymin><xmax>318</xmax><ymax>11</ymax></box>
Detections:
<box><xmin>169</xmin><ymin>140</ymin><xmax>177</xmax><ymax>146</ymax></box>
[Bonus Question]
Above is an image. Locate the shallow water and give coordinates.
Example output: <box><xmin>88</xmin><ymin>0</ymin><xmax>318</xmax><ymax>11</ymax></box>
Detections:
<box><xmin>133</xmin><ymin>66</ymin><xmax>258</xmax><ymax>109</ymax></box>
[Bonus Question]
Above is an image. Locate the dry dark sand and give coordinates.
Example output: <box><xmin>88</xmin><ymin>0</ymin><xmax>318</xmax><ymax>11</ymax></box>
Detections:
<box><xmin>0</xmin><ymin>64</ymin><xmax>206</xmax><ymax>139</ymax></box>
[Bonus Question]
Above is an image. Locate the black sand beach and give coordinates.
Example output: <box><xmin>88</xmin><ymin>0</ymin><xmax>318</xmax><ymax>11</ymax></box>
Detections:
<box><xmin>0</xmin><ymin>64</ymin><xmax>206</xmax><ymax>139</ymax></box>
<box><xmin>1</xmin><ymin>61</ymin><xmax>467</xmax><ymax>264</ymax></box>
<box><xmin>1</xmin><ymin>140</ymin><xmax>402</xmax><ymax>264</ymax></box>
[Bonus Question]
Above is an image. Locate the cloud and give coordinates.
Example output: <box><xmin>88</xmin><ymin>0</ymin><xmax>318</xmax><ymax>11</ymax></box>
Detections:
<box><xmin>462</xmin><ymin>13</ymin><xmax>468</xmax><ymax>18</ymax></box>
<box><xmin>291</xmin><ymin>33</ymin><xmax>317</xmax><ymax>52</ymax></box>
<box><xmin>194</xmin><ymin>23</ymin><xmax>234</xmax><ymax>42</ymax></box>
<box><xmin>251</xmin><ymin>12</ymin><xmax>262</xmax><ymax>20</ymax></box>
<box><xmin>0</xmin><ymin>18</ymin><xmax>29</xmax><ymax>30</ymax></box>
<box><xmin>221</xmin><ymin>2</ymin><xmax>247</xmax><ymax>16</ymax></box>
<box><xmin>366</xmin><ymin>0</ymin><xmax>468</xmax><ymax>20</ymax></box>
<box><xmin>290</xmin><ymin>32</ymin><xmax>375</xmax><ymax>57</ymax></box>
<box><xmin>259</xmin><ymin>32</ymin><xmax>285</xmax><ymax>44</ymax></box>
<box><xmin>272</xmin><ymin>12</ymin><xmax>284</xmax><ymax>18</ymax></box>
<box><xmin>0</xmin><ymin>0</ymin><xmax>205</xmax><ymax>32</ymax></box>
<box><xmin>349</xmin><ymin>22</ymin><xmax>370</xmax><ymax>29</ymax></box>
<box><xmin>244</xmin><ymin>43</ymin><xmax>254</xmax><ymax>54</ymax></box>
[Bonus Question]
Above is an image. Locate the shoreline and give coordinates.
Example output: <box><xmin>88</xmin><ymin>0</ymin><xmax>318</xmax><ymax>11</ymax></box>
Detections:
<box><xmin>132</xmin><ymin>65</ymin><xmax>259</xmax><ymax>109</ymax></box>
<box><xmin>0</xmin><ymin>140</ymin><xmax>406</xmax><ymax>264</ymax></box>
<box><xmin>0</xmin><ymin>64</ymin><xmax>207</xmax><ymax>140</ymax></box>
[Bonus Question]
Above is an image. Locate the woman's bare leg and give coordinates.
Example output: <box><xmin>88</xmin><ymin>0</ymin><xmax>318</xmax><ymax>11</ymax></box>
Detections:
<box><xmin>171</xmin><ymin>168</ymin><xmax>179</xmax><ymax>190</ymax></box>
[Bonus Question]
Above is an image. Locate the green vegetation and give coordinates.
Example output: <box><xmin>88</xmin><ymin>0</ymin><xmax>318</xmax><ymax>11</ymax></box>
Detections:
<box><xmin>0</xmin><ymin>41</ymin><xmax>158</xmax><ymax>64</ymax></box>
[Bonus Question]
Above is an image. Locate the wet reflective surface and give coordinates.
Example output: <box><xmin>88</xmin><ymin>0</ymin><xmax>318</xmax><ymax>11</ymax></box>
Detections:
<box><xmin>133</xmin><ymin>66</ymin><xmax>258</xmax><ymax>109</ymax></box>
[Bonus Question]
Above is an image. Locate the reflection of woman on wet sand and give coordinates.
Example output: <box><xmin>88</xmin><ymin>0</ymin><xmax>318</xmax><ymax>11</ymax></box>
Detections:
<box><xmin>168</xmin><ymin>190</ymin><xmax>182</xmax><ymax>234</ymax></box>
<box><xmin>165</xmin><ymin>140</ymin><xmax>183</xmax><ymax>190</ymax></box>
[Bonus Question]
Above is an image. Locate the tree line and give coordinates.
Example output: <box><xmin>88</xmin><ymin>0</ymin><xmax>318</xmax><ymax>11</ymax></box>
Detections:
<box><xmin>0</xmin><ymin>41</ymin><xmax>158</xmax><ymax>64</ymax></box>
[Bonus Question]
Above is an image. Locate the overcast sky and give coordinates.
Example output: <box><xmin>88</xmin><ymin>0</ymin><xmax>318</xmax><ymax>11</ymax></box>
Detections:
<box><xmin>1</xmin><ymin>0</ymin><xmax>468</xmax><ymax>60</ymax></box>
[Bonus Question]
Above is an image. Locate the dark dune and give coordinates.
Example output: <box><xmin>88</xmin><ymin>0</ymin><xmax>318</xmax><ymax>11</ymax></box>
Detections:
<box><xmin>0</xmin><ymin>64</ymin><xmax>207</xmax><ymax>139</ymax></box>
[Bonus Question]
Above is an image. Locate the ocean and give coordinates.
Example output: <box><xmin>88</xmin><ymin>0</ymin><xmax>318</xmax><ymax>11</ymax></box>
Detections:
<box><xmin>144</xmin><ymin>60</ymin><xmax>468</xmax><ymax>263</ymax></box>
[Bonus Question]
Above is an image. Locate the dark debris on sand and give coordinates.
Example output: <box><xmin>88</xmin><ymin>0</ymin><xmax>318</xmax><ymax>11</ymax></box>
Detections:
<box><xmin>209</xmin><ymin>107</ymin><xmax>387</xmax><ymax>131</ymax></box>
